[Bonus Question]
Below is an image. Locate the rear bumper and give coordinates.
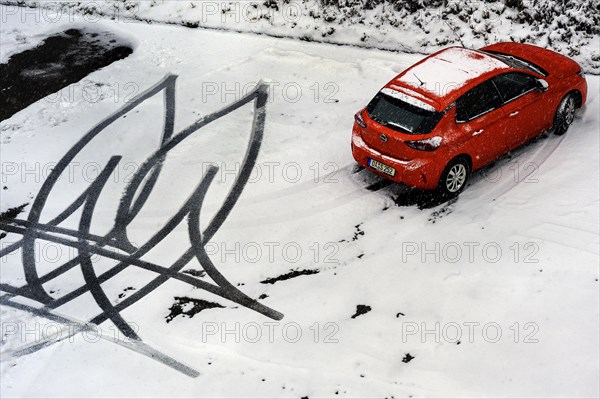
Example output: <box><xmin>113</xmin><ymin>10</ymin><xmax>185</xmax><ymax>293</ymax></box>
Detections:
<box><xmin>351</xmin><ymin>131</ymin><xmax>442</xmax><ymax>190</ymax></box>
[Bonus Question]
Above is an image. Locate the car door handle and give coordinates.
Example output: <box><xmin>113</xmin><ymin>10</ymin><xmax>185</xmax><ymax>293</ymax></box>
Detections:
<box><xmin>509</xmin><ymin>111</ymin><xmax>519</xmax><ymax>117</ymax></box>
<box><xmin>473</xmin><ymin>129</ymin><xmax>484</xmax><ymax>136</ymax></box>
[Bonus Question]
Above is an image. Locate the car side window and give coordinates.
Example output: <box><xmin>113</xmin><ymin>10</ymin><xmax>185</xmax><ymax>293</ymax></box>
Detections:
<box><xmin>456</xmin><ymin>80</ymin><xmax>503</xmax><ymax>123</ymax></box>
<box><xmin>491</xmin><ymin>72</ymin><xmax>537</xmax><ymax>104</ymax></box>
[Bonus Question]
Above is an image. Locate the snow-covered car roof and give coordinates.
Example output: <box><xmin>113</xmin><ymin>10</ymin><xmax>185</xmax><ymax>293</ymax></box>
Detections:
<box><xmin>392</xmin><ymin>47</ymin><xmax>510</xmax><ymax>111</ymax></box>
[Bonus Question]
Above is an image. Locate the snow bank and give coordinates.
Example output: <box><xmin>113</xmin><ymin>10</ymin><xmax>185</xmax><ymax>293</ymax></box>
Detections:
<box><xmin>1</xmin><ymin>0</ymin><xmax>598</xmax><ymax>73</ymax></box>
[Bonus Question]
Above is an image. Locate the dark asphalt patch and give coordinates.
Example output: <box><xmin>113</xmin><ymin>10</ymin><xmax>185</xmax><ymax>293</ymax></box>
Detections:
<box><xmin>351</xmin><ymin>304</ymin><xmax>371</xmax><ymax>319</ymax></box>
<box><xmin>402</xmin><ymin>353</ymin><xmax>415</xmax><ymax>363</ymax></box>
<box><xmin>260</xmin><ymin>269</ymin><xmax>319</xmax><ymax>284</ymax></box>
<box><xmin>117</xmin><ymin>286</ymin><xmax>136</xmax><ymax>299</ymax></box>
<box><xmin>182</xmin><ymin>269</ymin><xmax>206</xmax><ymax>278</ymax></box>
<box><xmin>392</xmin><ymin>187</ymin><xmax>450</xmax><ymax>209</ymax></box>
<box><xmin>0</xmin><ymin>203</ymin><xmax>28</xmax><ymax>221</ymax></box>
<box><xmin>352</xmin><ymin>223</ymin><xmax>365</xmax><ymax>241</ymax></box>
<box><xmin>0</xmin><ymin>28</ymin><xmax>132</xmax><ymax>121</ymax></box>
<box><xmin>165</xmin><ymin>296</ymin><xmax>224</xmax><ymax>323</ymax></box>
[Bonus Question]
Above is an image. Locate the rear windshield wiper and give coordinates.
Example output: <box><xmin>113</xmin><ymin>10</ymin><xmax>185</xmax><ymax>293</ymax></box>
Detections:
<box><xmin>387</xmin><ymin>121</ymin><xmax>413</xmax><ymax>133</ymax></box>
<box><xmin>503</xmin><ymin>54</ymin><xmax>545</xmax><ymax>76</ymax></box>
<box><xmin>482</xmin><ymin>50</ymin><xmax>547</xmax><ymax>76</ymax></box>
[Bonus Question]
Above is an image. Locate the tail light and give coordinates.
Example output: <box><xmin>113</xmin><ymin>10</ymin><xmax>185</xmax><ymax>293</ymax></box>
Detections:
<box><xmin>406</xmin><ymin>136</ymin><xmax>442</xmax><ymax>151</ymax></box>
<box><xmin>354</xmin><ymin>111</ymin><xmax>367</xmax><ymax>128</ymax></box>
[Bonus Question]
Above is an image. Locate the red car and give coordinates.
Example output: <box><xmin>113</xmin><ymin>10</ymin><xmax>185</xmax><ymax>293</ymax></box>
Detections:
<box><xmin>351</xmin><ymin>43</ymin><xmax>587</xmax><ymax>196</ymax></box>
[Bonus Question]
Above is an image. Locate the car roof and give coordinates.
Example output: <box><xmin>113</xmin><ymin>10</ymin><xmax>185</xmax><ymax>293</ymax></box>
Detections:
<box><xmin>386</xmin><ymin>47</ymin><xmax>512</xmax><ymax>112</ymax></box>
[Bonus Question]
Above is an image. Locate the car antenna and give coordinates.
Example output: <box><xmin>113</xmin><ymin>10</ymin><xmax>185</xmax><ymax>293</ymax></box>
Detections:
<box><xmin>413</xmin><ymin>73</ymin><xmax>425</xmax><ymax>86</ymax></box>
<box><xmin>444</xmin><ymin>20</ymin><xmax>466</xmax><ymax>48</ymax></box>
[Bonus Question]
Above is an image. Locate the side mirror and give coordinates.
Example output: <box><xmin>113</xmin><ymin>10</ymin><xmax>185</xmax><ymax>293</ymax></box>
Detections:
<box><xmin>535</xmin><ymin>78</ymin><xmax>549</xmax><ymax>92</ymax></box>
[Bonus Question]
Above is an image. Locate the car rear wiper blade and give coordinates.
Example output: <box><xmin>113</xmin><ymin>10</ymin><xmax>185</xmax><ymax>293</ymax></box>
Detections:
<box><xmin>501</xmin><ymin>53</ymin><xmax>545</xmax><ymax>76</ymax></box>
<box><xmin>387</xmin><ymin>121</ymin><xmax>413</xmax><ymax>133</ymax></box>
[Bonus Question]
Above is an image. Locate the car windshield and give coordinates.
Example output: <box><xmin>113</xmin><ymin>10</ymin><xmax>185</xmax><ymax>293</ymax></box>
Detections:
<box><xmin>480</xmin><ymin>50</ymin><xmax>548</xmax><ymax>76</ymax></box>
<box><xmin>366</xmin><ymin>92</ymin><xmax>443</xmax><ymax>135</ymax></box>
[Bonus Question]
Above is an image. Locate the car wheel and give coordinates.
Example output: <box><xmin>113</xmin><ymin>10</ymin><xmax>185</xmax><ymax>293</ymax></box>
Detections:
<box><xmin>553</xmin><ymin>93</ymin><xmax>576</xmax><ymax>136</ymax></box>
<box><xmin>438</xmin><ymin>158</ymin><xmax>470</xmax><ymax>198</ymax></box>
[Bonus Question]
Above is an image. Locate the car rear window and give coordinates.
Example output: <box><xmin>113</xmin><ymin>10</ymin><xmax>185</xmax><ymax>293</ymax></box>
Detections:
<box><xmin>366</xmin><ymin>92</ymin><xmax>443</xmax><ymax>135</ymax></box>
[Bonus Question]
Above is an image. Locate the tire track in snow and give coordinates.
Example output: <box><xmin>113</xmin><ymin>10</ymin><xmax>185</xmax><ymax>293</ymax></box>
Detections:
<box><xmin>0</xmin><ymin>74</ymin><xmax>283</xmax><ymax>377</ymax></box>
<box><xmin>519</xmin><ymin>222</ymin><xmax>600</xmax><ymax>256</ymax></box>
<box><xmin>466</xmin><ymin>132</ymin><xmax>565</xmax><ymax>203</ymax></box>
<box><xmin>225</xmin><ymin>169</ymin><xmax>394</xmax><ymax>228</ymax></box>
<box><xmin>233</xmin><ymin>132</ymin><xmax>564</xmax><ymax>227</ymax></box>
<box><xmin>241</xmin><ymin>163</ymin><xmax>360</xmax><ymax>205</ymax></box>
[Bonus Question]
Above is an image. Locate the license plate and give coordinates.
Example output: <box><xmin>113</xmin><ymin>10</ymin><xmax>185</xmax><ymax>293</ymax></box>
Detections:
<box><xmin>368</xmin><ymin>158</ymin><xmax>396</xmax><ymax>177</ymax></box>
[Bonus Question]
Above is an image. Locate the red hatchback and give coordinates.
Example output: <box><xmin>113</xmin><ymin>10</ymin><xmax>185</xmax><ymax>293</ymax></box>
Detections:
<box><xmin>351</xmin><ymin>43</ymin><xmax>587</xmax><ymax>196</ymax></box>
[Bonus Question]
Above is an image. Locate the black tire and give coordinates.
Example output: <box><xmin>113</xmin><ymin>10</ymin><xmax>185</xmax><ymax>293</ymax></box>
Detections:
<box><xmin>437</xmin><ymin>157</ymin><xmax>470</xmax><ymax>198</ymax></box>
<box><xmin>553</xmin><ymin>93</ymin><xmax>576</xmax><ymax>136</ymax></box>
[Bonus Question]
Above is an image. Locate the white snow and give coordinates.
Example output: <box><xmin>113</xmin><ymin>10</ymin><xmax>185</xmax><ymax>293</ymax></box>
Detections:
<box><xmin>380</xmin><ymin>87</ymin><xmax>437</xmax><ymax>112</ymax></box>
<box><xmin>396</xmin><ymin>47</ymin><xmax>508</xmax><ymax>99</ymax></box>
<box><xmin>0</xmin><ymin>6</ymin><xmax>599</xmax><ymax>399</ymax></box>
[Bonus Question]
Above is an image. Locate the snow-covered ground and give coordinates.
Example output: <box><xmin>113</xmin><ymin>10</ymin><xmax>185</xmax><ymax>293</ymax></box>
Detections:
<box><xmin>1</xmin><ymin>6</ymin><xmax>599</xmax><ymax>398</ymax></box>
<box><xmin>2</xmin><ymin>0</ymin><xmax>599</xmax><ymax>73</ymax></box>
